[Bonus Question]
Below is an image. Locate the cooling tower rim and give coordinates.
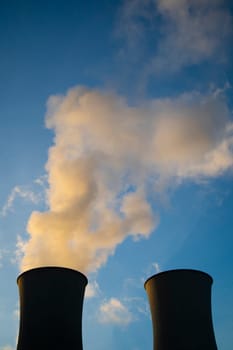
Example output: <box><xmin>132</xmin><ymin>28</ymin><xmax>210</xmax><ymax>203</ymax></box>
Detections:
<box><xmin>17</xmin><ymin>266</ymin><xmax>88</xmax><ymax>285</ymax></box>
<box><xmin>144</xmin><ymin>268</ymin><xmax>213</xmax><ymax>289</ymax></box>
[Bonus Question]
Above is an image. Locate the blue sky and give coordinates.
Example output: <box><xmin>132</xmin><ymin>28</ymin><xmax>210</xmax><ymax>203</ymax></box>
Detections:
<box><xmin>0</xmin><ymin>1</ymin><xmax>233</xmax><ymax>349</ymax></box>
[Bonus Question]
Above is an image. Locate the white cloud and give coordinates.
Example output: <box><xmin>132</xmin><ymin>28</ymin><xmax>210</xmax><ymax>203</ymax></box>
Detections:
<box><xmin>85</xmin><ymin>280</ymin><xmax>100</xmax><ymax>298</ymax></box>
<box><xmin>117</xmin><ymin>0</ymin><xmax>232</xmax><ymax>72</ymax></box>
<box><xmin>34</xmin><ymin>174</ymin><xmax>48</xmax><ymax>188</ymax></box>
<box><xmin>98</xmin><ymin>298</ymin><xmax>133</xmax><ymax>325</ymax></box>
<box><xmin>18</xmin><ymin>86</ymin><xmax>233</xmax><ymax>274</ymax></box>
<box><xmin>1</xmin><ymin>185</ymin><xmax>41</xmax><ymax>217</ymax></box>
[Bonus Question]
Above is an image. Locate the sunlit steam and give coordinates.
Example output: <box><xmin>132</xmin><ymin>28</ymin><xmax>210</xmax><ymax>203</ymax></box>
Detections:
<box><xmin>19</xmin><ymin>87</ymin><xmax>233</xmax><ymax>273</ymax></box>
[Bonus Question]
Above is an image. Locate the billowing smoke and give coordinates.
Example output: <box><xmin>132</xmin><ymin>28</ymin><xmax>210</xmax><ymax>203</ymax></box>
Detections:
<box><xmin>19</xmin><ymin>86</ymin><xmax>233</xmax><ymax>273</ymax></box>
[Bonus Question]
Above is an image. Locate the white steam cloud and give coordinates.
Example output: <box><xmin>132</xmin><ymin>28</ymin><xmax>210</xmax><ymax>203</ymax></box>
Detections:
<box><xmin>18</xmin><ymin>86</ymin><xmax>233</xmax><ymax>273</ymax></box>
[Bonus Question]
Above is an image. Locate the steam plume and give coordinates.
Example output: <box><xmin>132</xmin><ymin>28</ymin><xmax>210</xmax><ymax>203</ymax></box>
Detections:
<box><xmin>19</xmin><ymin>87</ymin><xmax>233</xmax><ymax>273</ymax></box>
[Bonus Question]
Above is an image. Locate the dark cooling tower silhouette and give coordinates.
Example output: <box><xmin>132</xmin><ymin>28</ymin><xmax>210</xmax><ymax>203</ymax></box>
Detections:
<box><xmin>16</xmin><ymin>267</ymin><xmax>88</xmax><ymax>350</ymax></box>
<box><xmin>144</xmin><ymin>269</ymin><xmax>217</xmax><ymax>350</ymax></box>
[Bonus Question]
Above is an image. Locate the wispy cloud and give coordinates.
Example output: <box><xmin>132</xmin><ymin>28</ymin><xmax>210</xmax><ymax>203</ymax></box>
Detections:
<box><xmin>152</xmin><ymin>0</ymin><xmax>232</xmax><ymax>72</ymax></box>
<box><xmin>98</xmin><ymin>298</ymin><xmax>133</xmax><ymax>325</ymax></box>
<box><xmin>152</xmin><ymin>262</ymin><xmax>161</xmax><ymax>273</ymax></box>
<box><xmin>0</xmin><ymin>346</ymin><xmax>14</xmax><ymax>350</ymax></box>
<box><xmin>0</xmin><ymin>250</ymin><xmax>5</xmax><ymax>268</ymax></box>
<box><xmin>116</xmin><ymin>0</ymin><xmax>232</xmax><ymax>73</ymax></box>
<box><xmin>140</xmin><ymin>261</ymin><xmax>162</xmax><ymax>286</ymax></box>
<box><xmin>115</xmin><ymin>0</ymin><xmax>152</xmax><ymax>49</ymax></box>
<box><xmin>34</xmin><ymin>174</ymin><xmax>48</xmax><ymax>188</ymax></box>
<box><xmin>85</xmin><ymin>280</ymin><xmax>101</xmax><ymax>298</ymax></box>
<box><xmin>124</xmin><ymin>296</ymin><xmax>150</xmax><ymax>318</ymax></box>
<box><xmin>1</xmin><ymin>185</ymin><xmax>41</xmax><ymax>217</ymax></box>
<box><xmin>12</xmin><ymin>235</ymin><xmax>26</xmax><ymax>268</ymax></box>
<box><xmin>0</xmin><ymin>248</ymin><xmax>11</xmax><ymax>268</ymax></box>
<box><xmin>13</xmin><ymin>302</ymin><xmax>20</xmax><ymax>320</ymax></box>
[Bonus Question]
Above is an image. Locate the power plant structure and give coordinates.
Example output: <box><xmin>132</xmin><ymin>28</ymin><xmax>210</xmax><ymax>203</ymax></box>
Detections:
<box><xmin>144</xmin><ymin>269</ymin><xmax>217</xmax><ymax>350</ymax></box>
<box><xmin>16</xmin><ymin>267</ymin><xmax>218</xmax><ymax>350</ymax></box>
<box><xmin>16</xmin><ymin>267</ymin><xmax>87</xmax><ymax>350</ymax></box>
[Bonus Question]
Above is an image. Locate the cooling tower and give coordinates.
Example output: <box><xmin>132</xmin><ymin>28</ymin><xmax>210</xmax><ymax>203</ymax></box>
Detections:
<box><xmin>16</xmin><ymin>266</ymin><xmax>88</xmax><ymax>350</ymax></box>
<box><xmin>144</xmin><ymin>269</ymin><xmax>217</xmax><ymax>350</ymax></box>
